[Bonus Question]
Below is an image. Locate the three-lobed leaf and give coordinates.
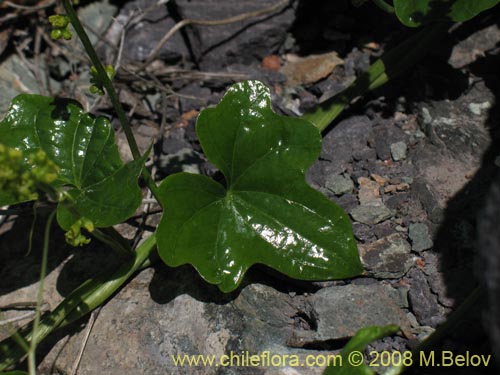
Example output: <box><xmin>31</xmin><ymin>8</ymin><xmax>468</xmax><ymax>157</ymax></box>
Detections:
<box><xmin>156</xmin><ymin>81</ymin><xmax>362</xmax><ymax>292</ymax></box>
<box><xmin>0</xmin><ymin>94</ymin><xmax>146</xmax><ymax>229</ymax></box>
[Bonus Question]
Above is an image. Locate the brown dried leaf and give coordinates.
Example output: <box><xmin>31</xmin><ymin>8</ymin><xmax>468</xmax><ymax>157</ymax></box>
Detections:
<box><xmin>281</xmin><ymin>51</ymin><xmax>343</xmax><ymax>86</ymax></box>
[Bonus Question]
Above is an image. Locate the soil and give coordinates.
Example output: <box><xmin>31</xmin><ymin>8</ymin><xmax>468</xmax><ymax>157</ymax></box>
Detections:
<box><xmin>0</xmin><ymin>0</ymin><xmax>499</xmax><ymax>374</ymax></box>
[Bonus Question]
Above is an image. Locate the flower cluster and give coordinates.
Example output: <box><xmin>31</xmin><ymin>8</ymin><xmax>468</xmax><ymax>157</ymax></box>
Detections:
<box><xmin>0</xmin><ymin>144</ymin><xmax>59</xmax><ymax>204</ymax></box>
<box><xmin>90</xmin><ymin>65</ymin><xmax>115</xmax><ymax>95</ymax></box>
<box><xmin>65</xmin><ymin>216</ymin><xmax>94</xmax><ymax>247</ymax></box>
<box><xmin>48</xmin><ymin>14</ymin><xmax>73</xmax><ymax>40</ymax></box>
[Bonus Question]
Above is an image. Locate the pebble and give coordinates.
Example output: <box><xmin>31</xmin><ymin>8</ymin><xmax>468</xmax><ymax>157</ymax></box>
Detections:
<box><xmin>358</xmin><ymin>233</ymin><xmax>414</xmax><ymax>279</ymax></box>
<box><xmin>325</xmin><ymin>174</ymin><xmax>354</xmax><ymax>195</ymax></box>
<box><xmin>357</xmin><ymin>176</ymin><xmax>381</xmax><ymax>205</ymax></box>
<box><xmin>390</xmin><ymin>141</ymin><xmax>408</xmax><ymax>161</ymax></box>
<box><xmin>311</xmin><ymin>284</ymin><xmax>410</xmax><ymax>340</ymax></box>
<box><xmin>408</xmin><ymin>223</ymin><xmax>433</xmax><ymax>252</ymax></box>
<box><xmin>350</xmin><ymin>204</ymin><xmax>393</xmax><ymax>225</ymax></box>
<box><xmin>371</xmin><ymin>173</ymin><xmax>387</xmax><ymax>186</ymax></box>
<box><xmin>468</xmin><ymin>101</ymin><xmax>491</xmax><ymax>116</ymax></box>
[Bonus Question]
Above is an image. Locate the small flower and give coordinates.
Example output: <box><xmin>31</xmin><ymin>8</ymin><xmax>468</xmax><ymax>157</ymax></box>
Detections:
<box><xmin>0</xmin><ymin>144</ymin><xmax>60</xmax><ymax>204</ymax></box>
<box><xmin>89</xmin><ymin>65</ymin><xmax>115</xmax><ymax>96</ymax></box>
<box><xmin>49</xmin><ymin>14</ymin><xmax>73</xmax><ymax>40</ymax></box>
<box><xmin>65</xmin><ymin>217</ymin><xmax>94</xmax><ymax>247</ymax></box>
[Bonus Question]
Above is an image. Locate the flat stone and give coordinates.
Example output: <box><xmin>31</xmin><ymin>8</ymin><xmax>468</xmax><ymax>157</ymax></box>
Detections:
<box><xmin>311</xmin><ymin>284</ymin><xmax>410</xmax><ymax>340</ymax></box>
<box><xmin>408</xmin><ymin>269</ymin><xmax>445</xmax><ymax>327</ymax></box>
<box><xmin>390</xmin><ymin>141</ymin><xmax>408</xmax><ymax>161</ymax></box>
<box><xmin>176</xmin><ymin>0</ymin><xmax>297</xmax><ymax>69</ymax></box>
<box><xmin>325</xmin><ymin>174</ymin><xmax>354</xmax><ymax>195</ymax></box>
<box><xmin>357</xmin><ymin>177</ymin><xmax>381</xmax><ymax>205</ymax></box>
<box><xmin>359</xmin><ymin>233</ymin><xmax>414</xmax><ymax>279</ymax></box>
<box><xmin>39</xmin><ymin>270</ymin><xmax>327</xmax><ymax>374</ymax></box>
<box><xmin>371</xmin><ymin>174</ymin><xmax>387</xmax><ymax>186</ymax></box>
<box><xmin>350</xmin><ymin>204</ymin><xmax>393</xmax><ymax>225</ymax></box>
<box><xmin>408</xmin><ymin>223</ymin><xmax>433</xmax><ymax>252</ymax></box>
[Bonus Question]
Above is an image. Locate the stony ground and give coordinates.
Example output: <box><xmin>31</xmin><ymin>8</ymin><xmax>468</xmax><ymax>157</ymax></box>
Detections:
<box><xmin>0</xmin><ymin>0</ymin><xmax>499</xmax><ymax>374</ymax></box>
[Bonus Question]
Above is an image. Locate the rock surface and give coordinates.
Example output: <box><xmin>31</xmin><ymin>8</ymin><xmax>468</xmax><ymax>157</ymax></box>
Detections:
<box><xmin>359</xmin><ymin>233</ymin><xmax>414</xmax><ymax>279</ymax></box>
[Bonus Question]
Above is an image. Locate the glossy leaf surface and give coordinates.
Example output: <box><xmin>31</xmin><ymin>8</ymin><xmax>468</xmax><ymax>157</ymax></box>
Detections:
<box><xmin>448</xmin><ymin>0</ymin><xmax>500</xmax><ymax>21</ymax></box>
<box><xmin>156</xmin><ymin>81</ymin><xmax>362</xmax><ymax>292</ymax></box>
<box><xmin>323</xmin><ymin>325</ymin><xmax>400</xmax><ymax>375</ymax></box>
<box><xmin>394</xmin><ymin>0</ymin><xmax>499</xmax><ymax>26</ymax></box>
<box><xmin>0</xmin><ymin>94</ymin><xmax>145</xmax><ymax>227</ymax></box>
<box><xmin>393</xmin><ymin>0</ymin><xmax>431</xmax><ymax>27</ymax></box>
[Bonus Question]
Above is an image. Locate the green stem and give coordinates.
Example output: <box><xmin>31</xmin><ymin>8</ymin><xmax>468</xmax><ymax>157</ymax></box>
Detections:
<box><xmin>302</xmin><ymin>22</ymin><xmax>450</xmax><ymax>132</ymax></box>
<box><xmin>61</xmin><ymin>0</ymin><xmax>161</xmax><ymax>204</ymax></box>
<box><xmin>27</xmin><ymin>210</ymin><xmax>56</xmax><ymax>375</ymax></box>
<box><xmin>371</xmin><ymin>0</ymin><xmax>395</xmax><ymax>14</ymax></box>
<box><xmin>92</xmin><ymin>227</ymin><xmax>132</xmax><ymax>259</ymax></box>
<box><xmin>0</xmin><ymin>235</ymin><xmax>157</xmax><ymax>372</ymax></box>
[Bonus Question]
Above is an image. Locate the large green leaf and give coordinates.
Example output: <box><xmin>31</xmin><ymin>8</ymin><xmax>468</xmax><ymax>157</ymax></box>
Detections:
<box><xmin>393</xmin><ymin>0</ymin><xmax>432</xmax><ymax>27</ymax></box>
<box><xmin>393</xmin><ymin>0</ymin><xmax>499</xmax><ymax>26</ymax></box>
<box><xmin>448</xmin><ymin>0</ymin><xmax>500</xmax><ymax>21</ymax></box>
<box><xmin>156</xmin><ymin>81</ymin><xmax>362</xmax><ymax>292</ymax></box>
<box><xmin>0</xmin><ymin>94</ymin><xmax>146</xmax><ymax>228</ymax></box>
<box><xmin>324</xmin><ymin>325</ymin><xmax>400</xmax><ymax>375</ymax></box>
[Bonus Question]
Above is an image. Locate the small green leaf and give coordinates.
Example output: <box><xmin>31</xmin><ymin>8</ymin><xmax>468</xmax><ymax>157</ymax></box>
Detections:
<box><xmin>393</xmin><ymin>0</ymin><xmax>432</xmax><ymax>27</ymax></box>
<box><xmin>156</xmin><ymin>81</ymin><xmax>362</xmax><ymax>292</ymax></box>
<box><xmin>324</xmin><ymin>325</ymin><xmax>400</xmax><ymax>375</ymax></box>
<box><xmin>0</xmin><ymin>94</ymin><xmax>146</xmax><ymax>228</ymax></box>
<box><xmin>448</xmin><ymin>0</ymin><xmax>500</xmax><ymax>22</ymax></box>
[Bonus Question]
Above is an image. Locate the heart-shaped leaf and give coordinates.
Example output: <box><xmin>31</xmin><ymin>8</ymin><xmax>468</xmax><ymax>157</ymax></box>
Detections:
<box><xmin>156</xmin><ymin>81</ymin><xmax>362</xmax><ymax>292</ymax></box>
<box><xmin>0</xmin><ymin>94</ymin><xmax>146</xmax><ymax>228</ymax></box>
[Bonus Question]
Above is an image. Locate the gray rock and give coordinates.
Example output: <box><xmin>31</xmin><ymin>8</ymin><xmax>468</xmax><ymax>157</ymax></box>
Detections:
<box><xmin>359</xmin><ymin>233</ymin><xmax>414</xmax><ymax>279</ymax></box>
<box><xmin>178</xmin><ymin>83</ymin><xmax>213</xmax><ymax>112</ymax></box>
<box><xmin>158</xmin><ymin>148</ymin><xmax>203</xmax><ymax>174</ymax></box>
<box><xmin>352</xmin><ymin>222</ymin><xmax>375</xmax><ymax>243</ymax></box>
<box><xmin>325</xmin><ymin>174</ymin><xmax>354</xmax><ymax>195</ymax></box>
<box><xmin>370</xmin><ymin>121</ymin><xmax>407</xmax><ymax>161</ymax></box>
<box><xmin>311</xmin><ymin>284</ymin><xmax>410</xmax><ymax>340</ymax></box>
<box><xmin>408</xmin><ymin>269</ymin><xmax>445</xmax><ymax>327</ymax></box>
<box><xmin>408</xmin><ymin>223</ymin><xmax>433</xmax><ymax>252</ymax></box>
<box><xmin>390</xmin><ymin>141</ymin><xmax>408</xmax><ymax>161</ymax></box>
<box><xmin>350</xmin><ymin>204</ymin><xmax>393</xmax><ymax>225</ymax></box>
<box><xmin>176</xmin><ymin>0</ymin><xmax>297</xmax><ymax>69</ymax></box>
<box><xmin>112</xmin><ymin>0</ymin><xmax>190</xmax><ymax>62</ymax></box>
<box><xmin>352</xmin><ymin>145</ymin><xmax>377</xmax><ymax>161</ymax></box>
<box><xmin>162</xmin><ymin>128</ymin><xmax>191</xmax><ymax>155</ymax></box>
<box><xmin>411</xmin><ymin>178</ymin><xmax>443</xmax><ymax>223</ymax></box>
<box><xmin>40</xmin><ymin>271</ymin><xmax>326</xmax><ymax>375</ymax></box>
<box><xmin>468</xmin><ymin>101</ymin><xmax>491</xmax><ymax>116</ymax></box>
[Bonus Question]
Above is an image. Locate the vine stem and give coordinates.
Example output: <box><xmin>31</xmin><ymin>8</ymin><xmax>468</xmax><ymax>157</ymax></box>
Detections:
<box><xmin>303</xmin><ymin>21</ymin><xmax>450</xmax><ymax>132</ymax></box>
<box><xmin>0</xmin><ymin>235</ymin><xmax>157</xmax><ymax>372</ymax></box>
<box><xmin>61</xmin><ymin>0</ymin><xmax>161</xmax><ymax>204</ymax></box>
<box><xmin>371</xmin><ymin>0</ymin><xmax>395</xmax><ymax>14</ymax></box>
<box><xmin>27</xmin><ymin>209</ymin><xmax>56</xmax><ymax>375</ymax></box>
